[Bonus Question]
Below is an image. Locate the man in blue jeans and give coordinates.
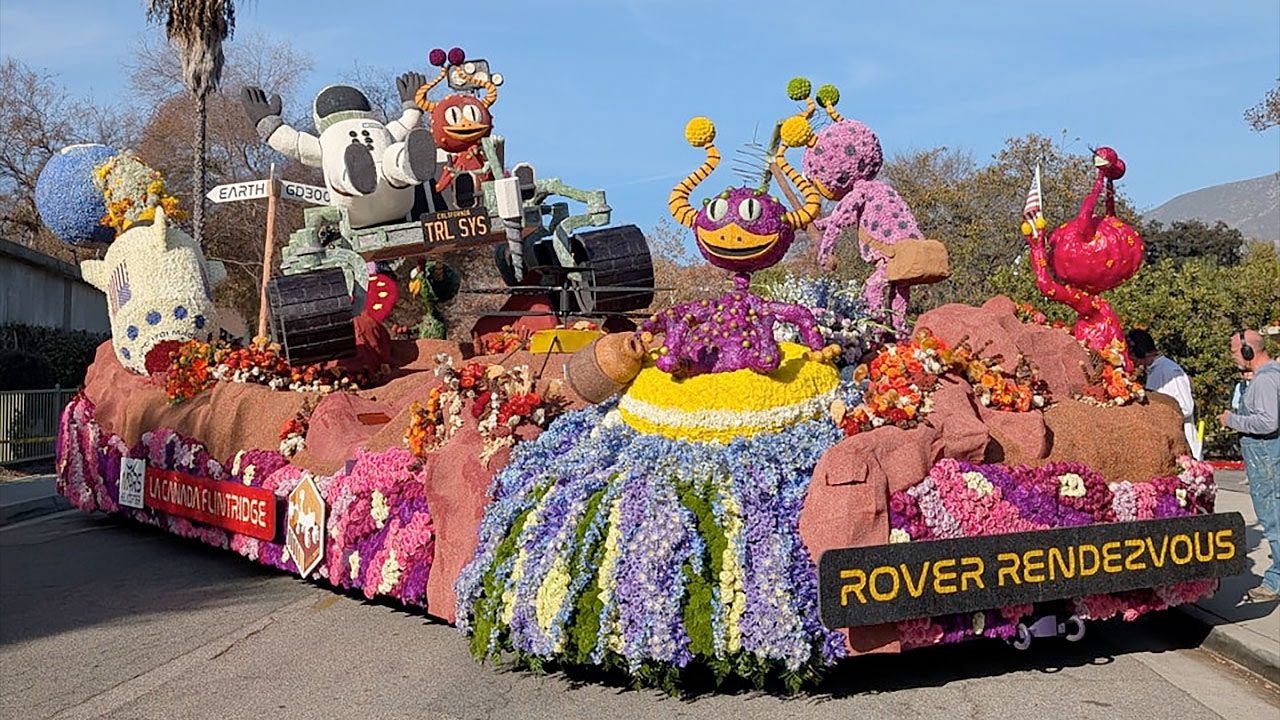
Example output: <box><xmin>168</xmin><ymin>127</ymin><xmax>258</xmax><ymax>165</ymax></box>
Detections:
<box><xmin>1218</xmin><ymin>330</ymin><xmax>1280</xmax><ymax>601</ymax></box>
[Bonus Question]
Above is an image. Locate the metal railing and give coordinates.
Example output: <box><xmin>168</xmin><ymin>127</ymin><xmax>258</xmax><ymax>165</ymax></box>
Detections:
<box><xmin>0</xmin><ymin>388</ymin><xmax>77</xmax><ymax>465</ymax></box>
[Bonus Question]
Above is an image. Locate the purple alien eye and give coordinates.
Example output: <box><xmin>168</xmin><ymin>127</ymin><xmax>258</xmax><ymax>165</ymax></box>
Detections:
<box><xmin>706</xmin><ymin>198</ymin><xmax>728</xmax><ymax>222</ymax></box>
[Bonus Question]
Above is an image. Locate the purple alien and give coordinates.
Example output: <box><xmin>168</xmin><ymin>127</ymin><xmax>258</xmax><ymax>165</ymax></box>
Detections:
<box><xmin>641</xmin><ymin>116</ymin><xmax>840</xmax><ymax>377</ymax></box>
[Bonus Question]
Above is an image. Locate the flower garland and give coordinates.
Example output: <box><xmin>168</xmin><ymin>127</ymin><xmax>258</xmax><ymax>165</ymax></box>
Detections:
<box><xmin>165</xmin><ymin>337</ymin><xmax>373</xmax><ymax>404</ymax></box>
<box><xmin>405</xmin><ymin>354</ymin><xmax>566</xmax><ymax>463</ymax></box>
<box><xmin>454</xmin><ymin>400</ymin><xmax>847</xmax><ymax>694</ymax></box>
<box><xmin>887</xmin><ymin>457</ymin><xmax>1218</xmax><ymax>648</ymax></box>
<box><xmin>838</xmin><ymin>329</ymin><xmax>1050</xmax><ymax>436</ymax></box>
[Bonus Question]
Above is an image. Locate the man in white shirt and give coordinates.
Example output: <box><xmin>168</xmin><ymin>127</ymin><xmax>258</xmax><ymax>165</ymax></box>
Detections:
<box><xmin>1127</xmin><ymin>329</ymin><xmax>1201</xmax><ymax>460</ymax></box>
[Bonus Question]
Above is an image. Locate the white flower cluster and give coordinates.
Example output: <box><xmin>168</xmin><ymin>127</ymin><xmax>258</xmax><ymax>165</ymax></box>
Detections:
<box><xmin>1058</xmin><ymin>472</ymin><xmax>1087</xmax><ymax>498</ymax></box>
<box><xmin>759</xmin><ymin>274</ymin><xmax>886</xmax><ymax>365</ymax></box>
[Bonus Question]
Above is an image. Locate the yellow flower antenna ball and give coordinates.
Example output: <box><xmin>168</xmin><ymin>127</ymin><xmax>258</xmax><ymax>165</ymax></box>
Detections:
<box><xmin>685</xmin><ymin>117</ymin><xmax>716</xmax><ymax>147</ymax></box>
<box><xmin>779</xmin><ymin>116</ymin><xmax>813</xmax><ymax>148</ymax></box>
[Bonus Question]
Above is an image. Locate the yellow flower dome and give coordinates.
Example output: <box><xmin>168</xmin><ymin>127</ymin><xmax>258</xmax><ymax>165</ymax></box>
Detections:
<box><xmin>617</xmin><ymin>342</ymin><xmax>840</xmax><ymax>443</ymax></box>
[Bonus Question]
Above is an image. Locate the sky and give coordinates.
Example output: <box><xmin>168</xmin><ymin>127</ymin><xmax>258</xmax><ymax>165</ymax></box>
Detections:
<box><xmin>2</xmin><ymin>0</ymin><xmax>1278</xmax><ymax>239</ymax></box>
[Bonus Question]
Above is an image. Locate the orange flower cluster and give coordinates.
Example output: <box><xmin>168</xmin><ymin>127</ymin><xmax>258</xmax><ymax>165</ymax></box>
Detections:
<box><xmin>841</xmin><ymin>330</ymin><xmax>946</xmax><ymax>435</ymax></box>
<box><xmin>164</xmin><ymin>340</ymin><xmax>232</xmax><ymax>403</ymax></box>
<box><xmin>278</xmin><ymin>400</ymin><xmax>314</xmax><ymax>458</ymax></box>
<box><xmin>481</xmin><ymin>325</ymin><xmax>525</xmax><ymax>355</ymax></box>
<box><xmin>1077</xmin><ymin>342</ymin><xmax>1146</xmax><ymax>407</ymax></box>
<box><xmin>164</xmin><ymin>338</ymin><xmax>372</xmax><ymax>404</ymax></box>
<box><xmin>405</xmin><ymin>355</ymin><xmax>566</xmax><ymax>462</ymax></box>
<box><xmin>941</xmin><ymin>340</ymin><xmax>1050</xmax><ymax>413</ymax></box>
<box><xmin>1014</xmin><ymin>302</ymin><xmax>1067</xmax><ymax>330</ymax></box>
<box><xmin>839</xmin><ymin>329</ymin><xmax>1050</xmax><ymax>436</ymax></box>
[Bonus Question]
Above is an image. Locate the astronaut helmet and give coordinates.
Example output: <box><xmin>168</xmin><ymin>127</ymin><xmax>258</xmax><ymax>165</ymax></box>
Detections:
<box><xmin>313</xmin><ymin>84</ymin><xmax>375</xmax><ymax>134</ymax></box>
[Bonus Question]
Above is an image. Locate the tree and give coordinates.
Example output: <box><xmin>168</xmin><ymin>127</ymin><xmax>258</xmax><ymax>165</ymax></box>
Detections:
<box><xmin>1244</xmin><ymin>78</ymin><xmax>1280</xmax><ymax>132</ymax></box>
<box><xmin>881</xmin><ymin>132</ymin><xmax>1135</xmax><ymax>312</ymax></box>
<box><xmin>1138</xmin><ymin>218</ymin><xmax>1244</xmax><ymax>266</ymax></box>
<box><xmin>145</xmin><ymin>0</ymin><xmax>238</xmax><ymax>249</ymax></box>
<box><xmin>0</xmin><ymin>58</ymin><xmax>137</xmax><ymax>260</ymax></box>
<box><xmin>129</xmin><ymin>34</ymin><xmax>317</xmax><ymax>323</ymax></box>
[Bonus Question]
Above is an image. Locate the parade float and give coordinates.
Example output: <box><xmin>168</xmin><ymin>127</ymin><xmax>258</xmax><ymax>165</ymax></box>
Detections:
<box><xmin>44</xmin><ymin>65</ymin><xmax>1244</xmax><ymax>694</ymax></box>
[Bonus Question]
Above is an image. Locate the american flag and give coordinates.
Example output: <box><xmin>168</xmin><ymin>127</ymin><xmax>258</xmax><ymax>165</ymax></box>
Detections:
<box><xmin>1023</xmin><ymin>165</ymin><xmax>1044</xmax><ymax>237</ymax></box>
<box><xmin>108</xmin><ymin>262</ymin><xmax>131</xmax><ymax>314</ymax></box>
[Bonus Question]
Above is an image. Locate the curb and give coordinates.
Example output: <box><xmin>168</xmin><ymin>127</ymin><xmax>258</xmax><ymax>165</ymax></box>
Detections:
<box><xmin>0</xmin><ymin>494</ymin><xmax>71</xmax><ymax>526</ymax></box>
<box><xmin>1178</xmin><ymin>602</ymin><xmax>1280</xmax><ymax>686</ymax></box>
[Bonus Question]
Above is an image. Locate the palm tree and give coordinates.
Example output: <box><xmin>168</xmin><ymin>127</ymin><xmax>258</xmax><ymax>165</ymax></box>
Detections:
<box><xmin>144</xmin><ymin>0</ymin><xmax>237</xmax><ymax>248</ymax></box>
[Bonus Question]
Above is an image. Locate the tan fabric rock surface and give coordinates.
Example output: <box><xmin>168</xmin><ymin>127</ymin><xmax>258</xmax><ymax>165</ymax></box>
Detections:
<box><xmin>916</xmin><ymin>296</ymin><xmax>1090</xmax><ymax>398</ymax></box>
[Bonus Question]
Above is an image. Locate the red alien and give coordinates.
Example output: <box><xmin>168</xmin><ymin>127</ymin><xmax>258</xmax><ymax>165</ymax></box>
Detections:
<box><xmin>413</xmin><ymin>47</ymin><xmax>501</xmax><ymax>194</ymax></box>
<box><xmin>1022</xmin><ymin>147</ymin><xmax>1145</xmax><ymax>368</ymax></box>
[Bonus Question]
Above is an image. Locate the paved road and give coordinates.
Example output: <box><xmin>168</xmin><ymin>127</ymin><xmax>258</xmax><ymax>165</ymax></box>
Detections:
<box><xmin>1</xmin><ymin>511</ymin><xmax>1277</xmax><ymax>720</ymax></box>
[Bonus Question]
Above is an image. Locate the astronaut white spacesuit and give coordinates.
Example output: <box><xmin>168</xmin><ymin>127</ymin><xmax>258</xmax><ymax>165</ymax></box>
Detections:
<box><xmin>242</xmin><ymin>73</ymin><xmax>436</xmax><ymax>229</ymax></box>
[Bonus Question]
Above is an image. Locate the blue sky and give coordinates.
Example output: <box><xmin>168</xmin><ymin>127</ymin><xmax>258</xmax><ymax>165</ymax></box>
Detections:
<box><xmin>3</xmin><ymin>0</ymin><xmax>1278</xmax><ymax>237</ymax></box>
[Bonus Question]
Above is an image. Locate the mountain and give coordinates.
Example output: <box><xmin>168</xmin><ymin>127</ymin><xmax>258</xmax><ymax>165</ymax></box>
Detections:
<box><xmin>1144</xmin><ymin>173</ymin><xmax>1279</xmax><ymax>248</ymax></box>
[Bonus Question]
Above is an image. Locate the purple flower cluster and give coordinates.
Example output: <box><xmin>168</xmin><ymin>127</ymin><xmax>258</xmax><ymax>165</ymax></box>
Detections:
<box><xmin>455</xmin><ymin>398</ymin><xmax>849</xmax><ymax>684</ymax></box>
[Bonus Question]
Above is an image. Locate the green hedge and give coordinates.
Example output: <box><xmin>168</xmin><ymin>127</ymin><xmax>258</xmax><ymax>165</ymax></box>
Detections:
<box><xmin>0</xmin><ymin>324</ymin><xmax>107</xmax><ymax>390</ymax></box>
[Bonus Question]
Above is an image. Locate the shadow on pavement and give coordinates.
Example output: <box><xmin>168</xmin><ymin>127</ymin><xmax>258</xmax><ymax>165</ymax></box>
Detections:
<box><xmin>0</xmin><ymin>511</ymin><xmax>305</xmax><ymax>647</ymax></box>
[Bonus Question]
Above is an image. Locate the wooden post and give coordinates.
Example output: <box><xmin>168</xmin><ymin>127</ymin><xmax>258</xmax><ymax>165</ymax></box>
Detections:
<box><xmin>257</xmin><ymin>164</ymin><xmax>279</xmax><ymax>341</ymax></box>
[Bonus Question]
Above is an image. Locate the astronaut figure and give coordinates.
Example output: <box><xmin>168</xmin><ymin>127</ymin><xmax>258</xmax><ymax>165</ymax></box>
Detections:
<box><xmin>242</xmin><ymin>73</ymin><xmax>436</xmax><ymax>228</ymax></box>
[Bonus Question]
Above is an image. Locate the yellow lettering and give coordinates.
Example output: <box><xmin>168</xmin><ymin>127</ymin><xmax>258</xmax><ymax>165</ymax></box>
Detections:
<box><xmin>839</xmin><ymin>569</ymin><xmax>867</xmax><ymax>606</ymax></box>
<box><xmin>901</xmin><ymin>562</ymin><xmax>930</xmax><ymax>598</ymax></box>
<box><xmin>1170</xmin><ymin>534</ymin><xmax>1193</xmax><ymax>565</ymax></box>
<box><xmin>1215</xmin><ymin>529</ymin><xmax>1236</xmax><ymax>561</ymax></box>
<box><xmin>960</xmin><ymin>556</ymin><xmax>985</xmax><ymax>591</ymax></box>
<box><xmin>1194</xmin><ymin>531</ymin><xmax>1214</xmax><ymax>562</ymax></box>
<box><xmin>933</xmin><ymin>558</ymin><xmax>958</xmax><ymax>594</ymax></box>
<box><xmin>1102</xmin><ymin>541</ymin><xmax>1122</xmax><ymax>573</ymax></box>
<box><xmin>997</xmin><ymin>552</ymin><xmax>1021</xmax><ymax>586</ymax></box>
<box><xmin>869</xmin><ymin>566</ymin><xmax>900</xmax><ymax>602</ymax></box>
<box><xmin>1023</xmin><ymin>549</ymin><xmax>1046</xmax><ymax>583</ymax></box>
<box><xmin>1146</xmin><ymin>535</ymin><xmax>1169</xmax><ymax>567</ymax></box>
<box><xmin>1048</xmin><ymin>546</ymin><xmax>1075</xmax><ymax>580</ymax></box>
<box><xmin>1123</xmin><ymin>538</ymin><xmax>1147</xmax><ymax>571</ymax></box>
<box><xmin>1079</xmin><ymin>544</ymin><xmax>1100</xmax><ymax>576</ymax></box>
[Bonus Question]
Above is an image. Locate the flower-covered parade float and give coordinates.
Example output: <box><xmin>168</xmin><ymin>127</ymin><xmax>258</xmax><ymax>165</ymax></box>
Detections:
<box><xmin>44</xmin><ymin>67</ymin><xmax>1244</xmax><ymax>695</ymax></box>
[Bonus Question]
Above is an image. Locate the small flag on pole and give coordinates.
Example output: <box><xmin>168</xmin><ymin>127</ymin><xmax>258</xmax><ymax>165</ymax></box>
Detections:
<box><xmin>1023</xmin><ymin>165</ymin><xmax>1044</xmax><ymax>238</ymax></box>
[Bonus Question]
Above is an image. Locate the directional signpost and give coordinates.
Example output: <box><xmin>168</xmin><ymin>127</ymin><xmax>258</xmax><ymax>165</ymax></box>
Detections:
<box><xmin>206</xmin><ymin>170</ymin><xmax>332</xmax><ymax>338</ymax></box>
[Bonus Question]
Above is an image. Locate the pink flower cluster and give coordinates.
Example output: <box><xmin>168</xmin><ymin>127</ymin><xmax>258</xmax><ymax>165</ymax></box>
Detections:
<box><xmin>323</xmin><ymin>448</ymin><xmax>435</xmax><ymax>606</ymax></box>
<box><xmin>928</xmin><ymin>460</ymin><xmax>1043</xmax><ymax>537</ymax></box>
<box><xmin>1074</xmin><ymin>579</ymin><xmax>1217</xmax><ymax>623</ymax></box>
<box><xmin>54</xmin><ymin>395</ymin><xmax>436</xmax><ymax>606</ymax></box>
<box><xmin>888</xmin><ymin>457</ymin><xmax>1219</xmax><ymax>649</ymax></box>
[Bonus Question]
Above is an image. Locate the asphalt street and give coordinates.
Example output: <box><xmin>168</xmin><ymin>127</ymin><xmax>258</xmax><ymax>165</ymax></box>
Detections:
<box><xmin>1</xmin><ymin>510</ymin><xmax>1277</xmax><ymax>720</ymax></box>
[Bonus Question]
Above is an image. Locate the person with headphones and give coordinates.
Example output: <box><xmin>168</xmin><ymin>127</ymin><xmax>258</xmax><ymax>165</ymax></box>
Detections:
<box><xmin>1219</xmin><ymin>329</ymin><xmax>1280</xmax><ymax>601</ymax></box>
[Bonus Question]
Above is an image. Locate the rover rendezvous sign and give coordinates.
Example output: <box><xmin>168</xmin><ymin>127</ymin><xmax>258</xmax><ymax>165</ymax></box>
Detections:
<box><xmin>818</xmin><ymin>513</ymin><xmax>1246</xmax><ymax>628</ymax></box>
